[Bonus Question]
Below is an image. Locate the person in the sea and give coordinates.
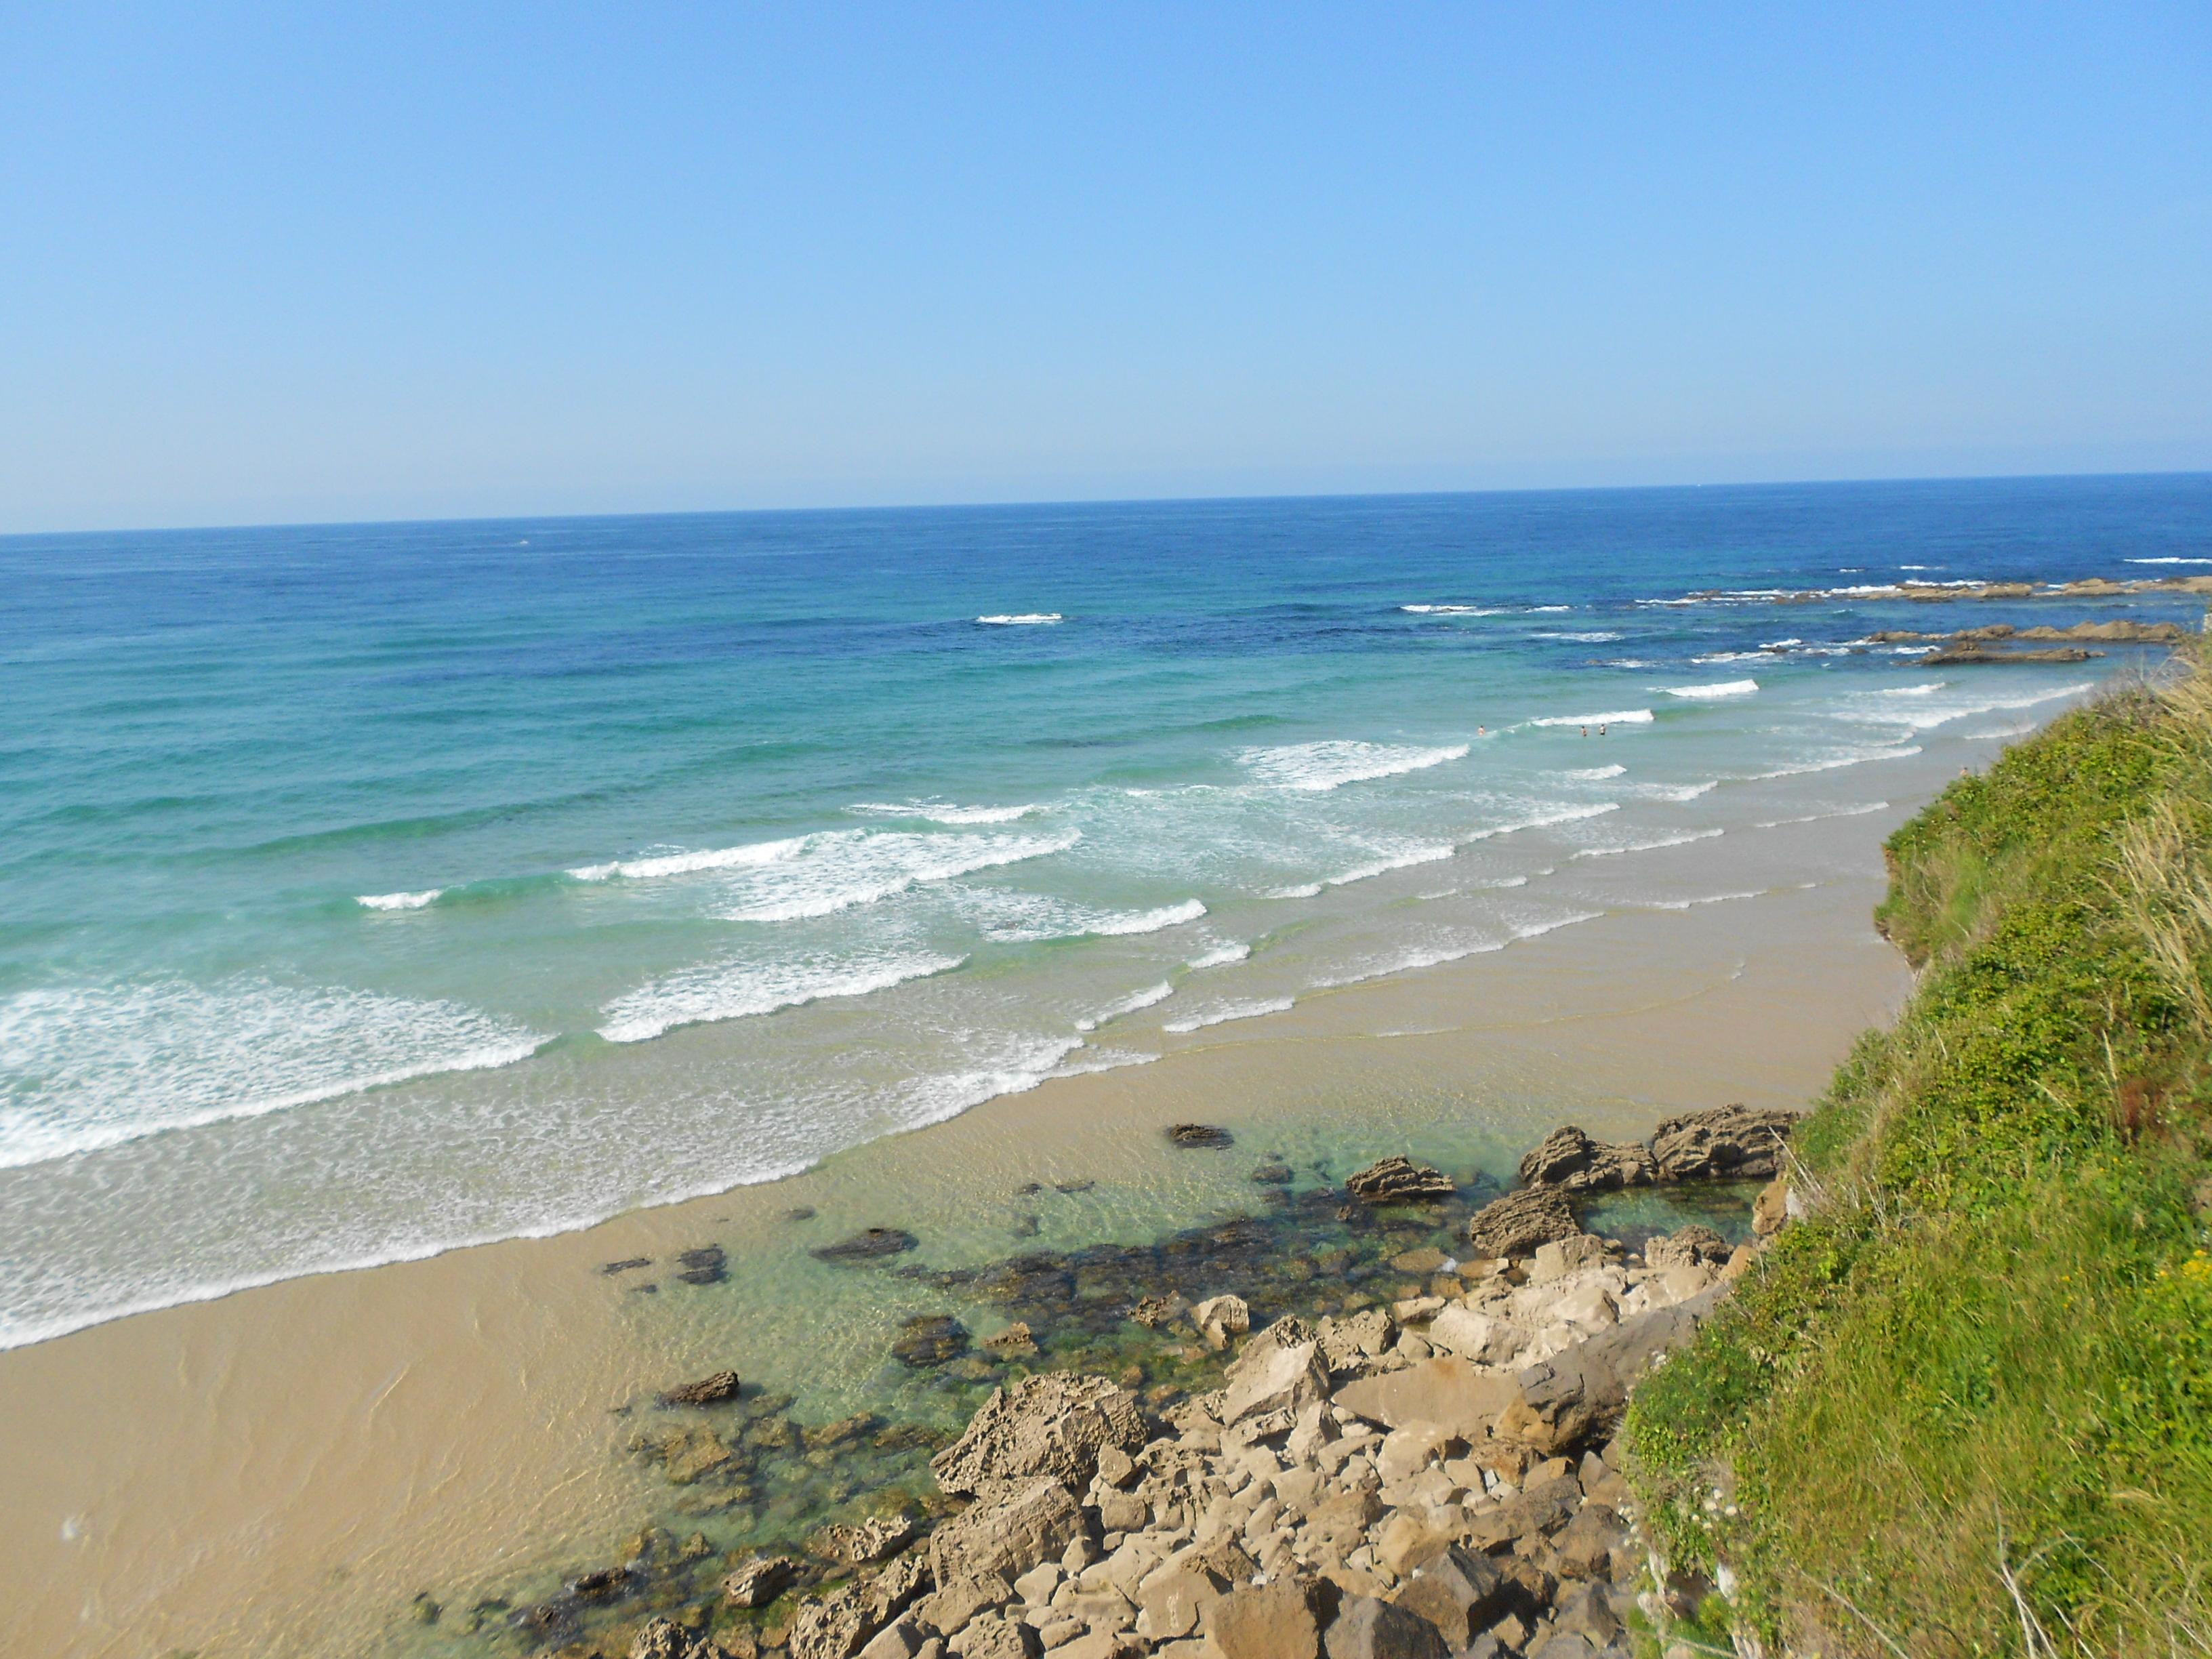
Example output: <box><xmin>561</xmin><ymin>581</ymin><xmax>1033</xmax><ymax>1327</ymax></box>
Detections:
<box><xmin>1580</xmin><ymin>724</ymin><xmax>1588</xmax><ymax>738</ymax></box>
<box><xmin>1600</xmin><ymin>723</ymin><xmax>1608</xmax><ymax>737</ymax></box>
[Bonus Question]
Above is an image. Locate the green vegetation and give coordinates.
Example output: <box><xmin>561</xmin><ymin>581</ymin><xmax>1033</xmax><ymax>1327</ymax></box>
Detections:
<box><xmin>1625</xmin><ymin>641</ymin><xmax>2212</xmax><ymax>1659</ymax></box>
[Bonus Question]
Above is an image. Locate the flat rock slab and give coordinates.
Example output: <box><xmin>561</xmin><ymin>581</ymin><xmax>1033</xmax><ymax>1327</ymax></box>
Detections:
<box><xmin>814</xmin><ymin>1228</ymin><xmax>921</xmax><ymax>1263</ymax></box>
<box><xmin>1334</xmin><ymin>1357</ymin><xmax>1522</xmax><ymax>1438</ymax></box>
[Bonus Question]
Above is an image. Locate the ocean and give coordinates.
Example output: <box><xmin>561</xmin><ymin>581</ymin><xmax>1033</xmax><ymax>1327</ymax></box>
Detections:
<box><xmin>3</xmin><ymin>474</ymin><xmax>2207</xmax><ymax>1351</ymax></box>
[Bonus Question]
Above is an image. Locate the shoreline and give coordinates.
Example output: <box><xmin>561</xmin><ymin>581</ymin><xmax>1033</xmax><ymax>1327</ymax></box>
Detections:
<box><xmin>0</xmin><ymin>812</ymin><xmax>1912</xmax><ymax>1659</ymax></box>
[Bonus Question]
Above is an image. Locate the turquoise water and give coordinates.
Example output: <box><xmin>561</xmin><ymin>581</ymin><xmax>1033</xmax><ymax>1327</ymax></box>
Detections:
<box><xmin>2</xmin><ymin>476</ymin><xmax>2207</xmax><ymax>1347</ymax></box>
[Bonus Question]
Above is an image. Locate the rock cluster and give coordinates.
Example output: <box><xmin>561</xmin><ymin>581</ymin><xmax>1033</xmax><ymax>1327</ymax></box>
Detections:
<box><xmin>695</xmin><ymin>1212</ymin><xmax>1754</xmax><ymax>1659</ymax></box>
<box><xmin>1346</xmin><ymin>1158</ymin><xmax>1456</xmax><ymax>1205</ymax></box>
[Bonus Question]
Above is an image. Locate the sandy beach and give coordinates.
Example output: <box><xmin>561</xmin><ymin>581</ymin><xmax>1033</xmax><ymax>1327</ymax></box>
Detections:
<box><xmin>0</xmin><ymin>794</ymin><xmax>1913</xmax><ymax>1659</ymax></box>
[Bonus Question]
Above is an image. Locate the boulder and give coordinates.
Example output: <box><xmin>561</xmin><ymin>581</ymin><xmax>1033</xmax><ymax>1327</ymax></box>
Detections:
<box><xmin>1324</xmin><ymin>1594</ymin><xmax>1452</xmax><ymax>1659</ymax></box>
<box><xmin>1424</xmin><ymin>1306</ymin><xmax>1529</xmax><ymax>1368</ymax></box>
<box><xmin>1647</xmin><ymin>1105</ymin><xmax>1797</xmax><ymax>1181</ymax></box>
<box><xmin>1221</xmin><ymin>1332</ymin><xmax>1330</xmax><ymax>1428</ymax></box>
<box><xmin>1132</xmin><ymin>1562</ymin><xmax>1226</xmax><ymax>1642</ymax></box>
<box><xmin>932</xmin><ymin>1374</ymin><xmax>1147</xmax><ymax>1497</ymax></box>
<box><xmin>724</xmin><ymin>1554</ymin><xmax>799</xmax><ymax>1607</ymax></box>
<box><xmin>1752</xmin><ymin>1177</ymin><xmax>1790</xmax><ymax>1237</ymax></box>
<box><xmin>857</xmin><ymin>1622</ymin><xmax>927</xmax><ymax>1659</ymax></box>
<box><xmin>1347</xmin><ymin>1157</ymin><xmax>1456</xmax><ymax>1204</ymax></box>
<box><xmin>1391</xmin><ymin>1545</ymin><xmax>1511</xmax><ymax>1647</ymax></box>
<box><xmin>1210</xmin><ymin>1579</ymin><xmax>1322</xmax><ymax>1659</ymax></box>
<box><xmin>632</xmin><ymin>1619</ymin><xmax>736</xmax><ymax>1659</ymax></box>
<box><xmin>1334</xmin><ymin>1357</ymin><xmax>1521</xmax><ymax>1439</ymax></box>
<box><xmin>948</xmin><ymin>1613</ymin><xmax>1039</xmax><ymax>1658</ymax></box>
<box><xmin>1507</xmin><ymin>1289</ymin><xmax>1725</xmax><ymax>1451</ymax></box>
<box><xmin>816</xmin><ymin>1516</ymin><xmax>920</xmax><ymax>1566</ymax></box>
<box><xmin>930</xmin><ymin>1479</ymin><xmax>1085</xmax><ymax>1586</ymax></box>
<box><xmin>1465</xmin><ymin>1189</ymin><xmax>1582</xmax><ymax>1259</ymax></box>
<box><xmin>1515</xmin><ymin>1129</ymin><xmax>1656</xmax><ymax>1193</ymax></box>
<box><xmin>914</xmin><ymin>1572</ymin><xmax>1012</xmax><ymax>1639</ymax></box>
<box><xmin>1643</xmin><ymin>1225</ymin><xmax>1729</xmax><ymax>1271</ymax></box>
<box><xmin>1190</xmin><ymin>1294</ymin><xmax>1252</xmax><ymax>1351</ymax></box>
<box><xmin>790</xmin><ymin>1555</ymin><xmax>930</xmax><ymax>1659</ymax></box>
<box><xmin>1529</xmin><ymin>1235</ymin><xmax>1608</xmax><ymax>1284</ymax></box>
<box><xmin>1317</xmin><ymin>1309</ymin><xmax>1398</xmax><ymax>1376</ymax></box>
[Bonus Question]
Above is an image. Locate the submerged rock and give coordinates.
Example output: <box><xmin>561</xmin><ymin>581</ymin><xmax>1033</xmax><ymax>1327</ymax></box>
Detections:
<box><xmin>659</xmin><ymin>1370</ymin><xmax>743</xmax><ymax>1407</ymax></box>
<box><xmin>815</xmin><ymin>1228</ymin><xmax>921</xmax><ymax>1263</ymax></box>
<box><xmin>1347</xmin><ymin>1156</ymin><xmax>1456</xmax><ymax>1204</ymax></box>
<box><xmin>1167</xmin><ymin>1122</ymin><xmax>1235</xmax><ymax>1150</ymax></box>
<box><xmin>674</xmin><ymin>1245</ymin><xmax>728</xmax><ymax>1286</ymax></box>
<box><xmin>893</xmin><ymin>1315</ymin><xmax>971</xmax><ymax>1368</ymax></box>
<box><xmin>599</xmin><ymin>1256</ymin><xmax>653</xmax><ymax>1275</ymax></box>
<box><xmin>1465</xmin><ymin>1188</ymin><xmax>1583</xmax><ymax>1258</ymax></box>
<box><xmin>723</xmin><ymin>1554</ymin><xmax>799</xmax><ymax>1607</ymax></box>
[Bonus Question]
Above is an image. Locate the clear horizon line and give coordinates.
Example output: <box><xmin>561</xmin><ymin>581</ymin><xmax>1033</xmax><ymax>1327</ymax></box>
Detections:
<box><xmin>5</xmin><ymin>463</ymin><xmax>2209</xmax><ymax>544</ymax></box>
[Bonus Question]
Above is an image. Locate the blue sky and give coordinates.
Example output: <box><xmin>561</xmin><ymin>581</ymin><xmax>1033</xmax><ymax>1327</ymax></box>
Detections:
<box><xmin>3</xmin><ymin>3</ymin><xmax>2207</xmax><ymax>531</ymax></box>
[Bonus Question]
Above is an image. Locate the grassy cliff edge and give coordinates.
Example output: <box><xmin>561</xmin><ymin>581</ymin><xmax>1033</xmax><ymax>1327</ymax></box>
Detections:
<box><xmin>1624</xmin><ymin>643</ymin><xmax>2212</xmax><ymax>1657</ymax></box>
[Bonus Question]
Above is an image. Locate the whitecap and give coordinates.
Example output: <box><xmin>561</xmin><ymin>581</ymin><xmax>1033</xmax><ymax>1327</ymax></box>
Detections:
<box><xmin>1753</xmin><ymin>802</ymin><xmax>1889</xmax><ymax>829</ymax></box>
<box><xmin>1536</xmin><ymin>631</ymin><xmax>1623</xmax><ymax>642</ymax></box>
<box><xmin>976</xmin><ymin>613</ymin><xmax>1063</xmax><ymax>625</ymax></box>
<box><xmin>848</xmin><ymin>801</ymin><xmax>1042</xmax><ymax>824</ymax></box>
<box><xmin>356</xmin><ymin>889</ymin><xmax>441</xmax><ymax>911</ymax></box>
<box><xmin>1239</xmin><ymin>739</ymin><xmax>1469</xmax><ymax>792</ymax></box>
<box><xmin>1528</xmin><ymin>709</ymin><xmax>1654</xmax><ymax>728</ymax></box>
<box><xmin>1881</xmin><ymin>683</ymin><xmax>1946</xmax><ymax>696</ymax></box>
<box><xmin>1075</xmin><ymin>982</ymin><xmax>1176</xmax><ymax>1033</ymax></box>
<box><xmin>569</xmin><ymin>834</ymin><xmax>810</xmax><ymax>883</ymax></box>
<box><xmin>715</xmin><ymin>829</ymin><xmax>1083</xmax><ymax>924</ymax></box>
<box><xmin>1664</xmin><ymin>679</ymin><xmax>1759</xmax><ymax>699</ymax></box>
<box><xmin>1747</xmin><ymin>745</ymin><xmax>1922</xmax><ymax>779</ymax></box>
<box><xmin>1319</xmin><ymin>844</ymin><xmax>1454</xmax><ymax>888</ymax></box>
<box><xmin>599</xmin><ymin>951</ymin><xmax>964</xmax><ymax>1044</ymax></box>
<box><xmin>989</xmin><ymin>897</ymin><xmax>1207</xmax><ymax>944</ymax></box>
<box><xmin>1401</xmin><ymin>603</ymin><xmax>1507</xmax><ymax>615</ymax></box>
<box><xmin>1186</xmin><ymin>941</ymin><xmax>1251</xmax><ymax>970</ymax></box>
<box><xmin>1529</xmin><ymin>605</ymin><xmax>1572</xmax><ymax>613</ymax></box>
<box><xmin>1163</xmin><ymin>996</ymin><xmax>1296</xmax><ymax>1033</ymax></box>
<box><xmin>1460</xmin><ymin>801</ymin><xmax>1621</xmax><ymax>840</ymax></box>
<box><xmin>0</xmin><ymin>979</ymin><xmax>547</xmax><ymax>1170</ymax></box>
<box><xmin>1572</xmin><ymin>827</ymin><xmax>1727</xmax><ymax>859</ymax></box>
<box><xmin>1562</xmin><ymin>764</ymin><xmax>1626</xmax><ymax>779</ymax></box>
<box><xmin>2125</xmin><ymin>558</ymin><xmax>2212</xmax><ymax>565</ymax></box>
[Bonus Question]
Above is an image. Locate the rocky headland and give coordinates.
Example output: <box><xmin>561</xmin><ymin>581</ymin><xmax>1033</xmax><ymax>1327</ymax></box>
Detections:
<box><xmin>529</xmin><ymin>1107</ymin><xmax>1798</xmax><ymax>1659</ymax></box>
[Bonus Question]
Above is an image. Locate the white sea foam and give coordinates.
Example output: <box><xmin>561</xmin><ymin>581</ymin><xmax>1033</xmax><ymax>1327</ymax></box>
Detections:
<box><xmin>714</xmin><ymin>829</ymin><xmax>1083</xmax><ymax>923</ymax></box>
<box><xmin>1633</xmin><ymin>889</ymin><xmax>1767</xmax><ymax>911</ymax></box>
<box><xmin>1460</xmin><ymin>801</ymin><xmax>1621</xmax><ymax>841</ymax></box>
<box><xmin>1322</xmin><ymin>844</ymin><xmax>1454</xmax><ymax>887</ymax></box>
<box><xmin>1528</xmin><ymin>709</ymin><xmax>1654</xmax><ymax>728</ymax></box>
<box><xmin>893</xmin><ymin>1036</ymin><xmax>1086</xmax><ymax>1128</ymax></box>
<box><xmin>1306</xmin><ymin>910</ymin><xmax>1610</xmax><ymax>991</ymax></box>
<box><xmin>1665</xmin><ymin>678</ymin><xmax>1759</xmax><ymax>699</ymax></box>
<box><xmin>1829</xmin><ymin>682</ymin><xmax>2093</xmax><ymax>733</ymax></box>
<box><xmin>1401</xmin><ymin>603</ymin><xmax>1507</xmax><ymax>615</ymax></box>
<box><xmin>976</xmin><ymin>613</ymin><xmax>1063</xmax><ymax>625</ymax></box>
<box><xmin>1530</xmin><ymin>605</ymin><xmax>1572</xmax><ymax>613</ymax></box>
<box><xmin>1572</xmin><ymin>827</ymin><xmax>1727</xmax><ymax>859</ymax></box>
<box><xmin>1753</xmin><ymin>801</ymin><xmax>1890</xmax><ymax>828</ymax></box>
<box><xmin>2127</xmin><ymin>557</ymin><xmax>2212</xmax><ymax>565</ymax></box>
<box><xmin>1536</xmin><ymin>630</ymin><xmax>1622</xmax><ymax>642</ymax></box>
<box><xmin>1692</xmin><ymin>651</ymin><xmax>1771</xmax><ymax>664</ymax></box>
<box><xmin>1269</xmin><ymin>882</ymin><xmax>1325</xmax><ymax>899</ymax></box>
<box><xmin>989</xmin><ymin>897</ymin><xmax>1208</xmax><ymax>943</ymax></box>
<box><xmin>1748</xmin><ymin>745</ymin><xmax>1922</xmax><ymax>779</ymax></box>
<box><xmin>598</xmin><ymin>951</ymin><xmax>963</xmax><ymax>1044</ymax></box>
<box><xmin>1074</xmin><ymin>981</ymin><xmax>1176</xmax><ymax>1033</ymax></box>
<box><xmin>1050</xmin><ymin>1048</ymin><xmax>1160</xmax><ymax>1079</ymax></box>
<box><xmin>0</xmin><ymin>979</ymin><xmax>546</xmax><ymax>1171</ymax></box>
<box><xmin>1563</xmin><ymin>764</ymin><xmax>1627</xmax><ymax>779</ymax></box>
<box><xmin>569</xmin><ymin>834</ymin><xmax>810</xmax><ymax>882</ymax></box>
<box><xmin>1882</xmin><ymin>683</ymin><xmax>1946</xmax><ymax>696</ymax></box>
<box><xmin>1163</xmin><ymin>996</ymin><xmax>1296</xmax><ymax>1034</ymax></box>
<box><xmin>1642</xmin><ymin>779</ymin><xmax>1719</xmax><ymax>801</ymax></box>
<box><xmin>1239</xmin><ymin>739</ymin><xmax>1469</xmax><ymax>792</ymax></box>
<box><xmin>356</xmin><ymin>889</ymin><xmax>442</xmax><ymax>911</ymax></box>
<box><xmin>848</xmin><ymin>801</ymin><xmax>1042</xmax><ymax>824</ymax></box>
<box><xmin>1186</xmin><ymin>941</ymin><xmax>1251</xmax><ymax>970</ymax></box>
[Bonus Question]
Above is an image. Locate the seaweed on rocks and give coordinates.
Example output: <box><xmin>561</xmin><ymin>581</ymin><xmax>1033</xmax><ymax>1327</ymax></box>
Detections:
<box><xmin>811</xmin><ymin>1227</ymin><xmax>919</xmax><ymax>1264</ymax></box>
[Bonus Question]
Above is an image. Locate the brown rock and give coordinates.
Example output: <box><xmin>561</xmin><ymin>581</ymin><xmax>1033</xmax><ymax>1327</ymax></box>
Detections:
<box><xmin>893</xmin><ymin>1315</ymin><xmax>972</xmax><ymax>1368</ymax></box>
<box><xmin>724</xmin><ymin>1554</ymin><xmax>800</xmax><ymax>1607</ymax></box>
<box><xmin>1347</xmin><ymin>1157</ymin><xmax>1456</xmax><ymax>1204</ymax></box>
<box><xmin>1221</xmin><ymin>1332</ymin><xmax>1330</xmax><ymax>1427</ymax></box>
<box><xmin>814</xmin><ymin>1515</ymin><xmax>920</xmax><ymax>1566</ymax></box>
<box><xmin>1392</xmin><ymin>1545</ymin><xmax>1511</xmax><ymax>1646</ymax></box>
<box><xmin>1515</xmin><ymin>1128</ymin><xmax>1656</xmax><ymax>1193</ymax></box>
<box><xmin>1168</xmin><ymin>1123</ymin><xmax>1235</xmax><ymax>1149</ymax></box>
<box><xmin>932</xmin><ymin>1374</ymin><xmax>1147</xmax><ymax>1497</ymax></box>
<box><xmin>930</xmin><ymin>1479</ymin><xmax>1084</xmax><ymax>1586</ymax></box>
<box><xmin>1334</xmin><ymin>1357</ymin><xmax>1520</xmax><ymax>1439</ymax></box>
<box><xmin>1134</xmin><ymin>1564</ymin><xmax>1225</xmax><ymax>1642</ymax></box>
<box><xmin>1752</xmin><ymin>1176</ymin><xmax>1791</xmax><ymax>1236</ymax></box>
<box><xmin>1465</xmin><ymin>1189</ymin><xmax>1582</xmax><ymax>1259</ymax></box>
<box><xmin>1324</xmin><ymin>1594</ymin><xmax>1451</xmax><ymax>1659</ymax></box>
<box><xmin>659</xmin><ymin>1369</ymin><xmax>743</xmax><ymax>1407</ymax></box>
<box><xmin>948</xmin><ymin>1613</ymin><xmax>1039</xmax><ymax>1658</ymax></box>
<box><xmin>915</xmin><ymin>1571</ymin><xmax>1014</xmax><ymax>1639</ymax></box>
<box><xmin>1647</xmin><ymin>1105</ymin><xmax>1798</xmax><ymax>1181</ymax></box>
<box><xmin>813</xmin><ymin>1227</ymin><xmax>921</xmax><ymax>1263</ymax></box>
<box><xmin>632</xmin><ymin>1618</ymin><xmax>736</xmax><ymax>1659</ymax></box>
<box><xmin>789</xmin><ymin>1555</ymin><xmax>930</xmax><ymax>1659</ymax></box>
<box><xmin>1210</xmin><ymin>1579</ymin><xmax>1322</xmax><ymax>1659</ymax></box>
<box><xmin>1642</xmin><ymin>1225</ymin><xmax>1730</xmax><ymax>1270</ymax></box>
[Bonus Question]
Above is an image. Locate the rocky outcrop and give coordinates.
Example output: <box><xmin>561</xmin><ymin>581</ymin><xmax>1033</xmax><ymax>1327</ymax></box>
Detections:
<box><xmin>723</xmin><ymin>1553</ymin><xmax>799</xmax><ymax>1607</ymax></box>
<box><xmin>1648</xmin><ymin>1104</ymin><xmax>1797</xmax><ymax>1181</ymax></box>
<box><xmin>632</xmin><ymin>1618</ymin><xmax>737</xmax><ymax>1659</ymax></box>
<box><xmin>1347</xmin><ymin>1157</ymin><xmax>1456</xmax><ymax>1204</ymax></box>
<box><xmin>1465</xmin><ymin>1188</ymin><xmax>1583</xmax><ymax>1258</ymax></box>
<box><xmin>892</xmin><ymin>1315</ymin><xmax>970</xmax><ymax>1368</ymax></box>
<box><xmin>1515</xmin><ymin>1129</ymin><xmax>1656</xmax><ymax>1193</ymax></box>
<box><xmin>659</xmin><ymin>1370</ymin><xmax>743</xmax><ymax>1407</ymax></box>
<box><xmin>813</xmin><ymin>1228</ymin><xmax>920</xmax><ymax>1264</ymax></box>
<box><xmin>930</xmin><ymin>1373</ymin><xmax>1147</xmax><ymax>1497</ymax></box>
<box><xmin>1166</xmin><ymin>1123</ymin><xmax>1235</xmax><ymax>1149</ymax></box>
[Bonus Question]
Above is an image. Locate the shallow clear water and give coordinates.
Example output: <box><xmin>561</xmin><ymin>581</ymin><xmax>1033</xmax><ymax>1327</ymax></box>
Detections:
<box><xmin>3</xmin><ymin>475</ymin><xmax>2207</xmax><ymax>1347</ymax></box>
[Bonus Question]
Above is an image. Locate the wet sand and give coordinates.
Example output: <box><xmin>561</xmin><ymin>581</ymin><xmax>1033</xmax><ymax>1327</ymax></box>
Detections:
<box><xmin>0</xmin><ymin>806</ymin><xmax>1913</xmax><ymax>1659</ymax></box>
